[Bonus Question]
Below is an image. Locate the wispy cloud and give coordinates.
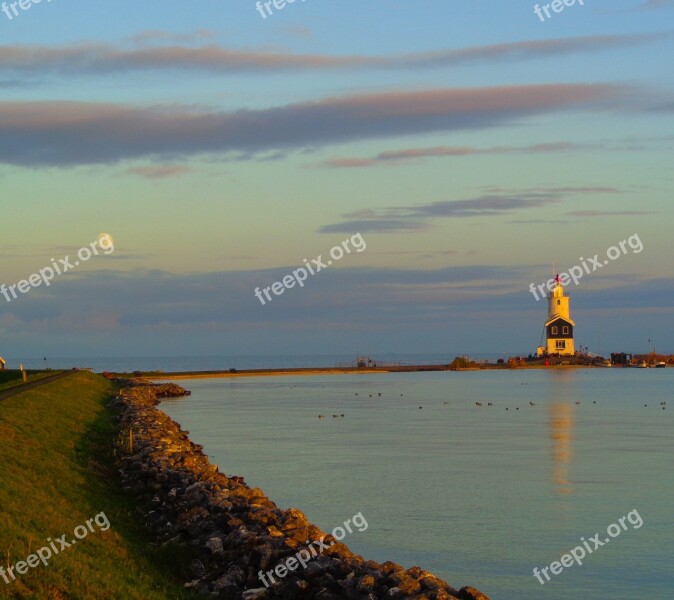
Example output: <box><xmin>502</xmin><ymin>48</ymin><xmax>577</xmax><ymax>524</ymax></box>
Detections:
<box><xmin>126</xmin><ymin>165</ymin><xmax>192</xmax><ymax>179</ymax></box>
<box><xmin>631</xmin><ymin>0</ymin><xmax>674</xmax><ymax>11</ymax></box>
<box><xmin>319</xmin><ymin>188</ymin><xmax>621</xmax><ymax>233</ymax></box>
<box><xmin>566</xmin><ymin>210</ymin><xmax>653</xmax><ymax>217</ymax></box>
<box><xmin>319</xmin><ymin>142</ymin><xmax>598</xmax><ymax>168</ymax></box>
<box><xmin>0</xmin><ymin>34</ymin><xmax>665</xmax><ymax>76</ymax></box>
<box><xmin>320</xmin><ymin>220</ymin><xmax>431</xmax><ymax>234</ymax></box>
<box><xmin>0</xmin><ymin>84</ymin><xmax>635</xmax><ymax>167</ymax></box>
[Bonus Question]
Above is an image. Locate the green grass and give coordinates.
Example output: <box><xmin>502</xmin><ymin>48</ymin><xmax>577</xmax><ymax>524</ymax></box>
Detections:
<box><xmin>0</xmin><ymin>371</ymin><xmax>197</xmax><ymax>600</ymax></box>
<box><xmin>0</xmin><ymin>371</ymin><xmax>61</xmax><ymax>392</ymax></box>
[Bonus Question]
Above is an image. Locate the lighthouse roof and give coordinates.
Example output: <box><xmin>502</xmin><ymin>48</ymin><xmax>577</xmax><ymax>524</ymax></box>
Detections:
<box><xmin>545</xmin><ymin>315</ymin><xmax>575</xmax><ymax>327</ymax></box>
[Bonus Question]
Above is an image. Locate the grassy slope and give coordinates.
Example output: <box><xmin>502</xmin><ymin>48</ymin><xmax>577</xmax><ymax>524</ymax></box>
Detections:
<box><xmin>0</xmin><ymin>371</ymin><xmax>196</xmax><ymax>600</ymax></box>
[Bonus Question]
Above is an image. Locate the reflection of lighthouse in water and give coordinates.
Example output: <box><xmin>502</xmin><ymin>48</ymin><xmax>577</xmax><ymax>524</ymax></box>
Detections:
<box><xmin>550</xmin><ymin>403</ymin><xmax>574</xmax><ymax>495</ymax></box>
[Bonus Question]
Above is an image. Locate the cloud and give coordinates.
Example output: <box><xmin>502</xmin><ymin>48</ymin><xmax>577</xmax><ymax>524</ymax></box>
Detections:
<box><xmin>0</xmin><ymin>34</ymin><xmax>664</xmax><ymax>76</ymax></box>
<box><xmin>319</xmin><ymin>141</ymin><xmax>597</xmax><ymax>168</ymax></box>
<box><xmin>0</xmin><ymin>83</ymin><xmax>633</xmax><ymax>167</ymax></box>
<box><xmin>0</xmin><ymin>264</ymin><xmax>527</xmax><ymax>330</ymax></box>
<box><xmin>566</xmin><ymin>210</ymin><xmax>653</xmax><ymax>217</ymax></box>
<box><xmin>508</xmin><ymin>219</ymin><xmax>570</xmax><ymax>224</ymax></box>
<box><xmin>126</xmin><ymin>165</ymin><xmax>192</xmax><ymax>179</ymax></box>
<box><xmin>1</xmin><ymin>265</ymin><xmax>670</xmax><ymax>340</ymax></box>
<box><xmin>632</xmin><ymin>0</ymin><xmax>674</xmax><ymax>10</ymax></box>
<box><xmin>321</xmin><ymin>158</ymin><xmax>381</xmax><ymax>169</ymax></box>
<box><xmin>319</xmin><ymin>220</ymin><xmax>432</xmax><ymax>234</ymax></box>
<box><xmin>2</xmin><ymin>259</ymin><xmax>671</xmax><ymax>356</ymax></box>
<box><xmin>534</xmin><ymin>187</ymin><xmax>621</xmax><ymax>193</ymax></box>
<box><xmin>319</xmin><ymin>188</ymin><xmax>621</xmax><ymax>233</ymax></box>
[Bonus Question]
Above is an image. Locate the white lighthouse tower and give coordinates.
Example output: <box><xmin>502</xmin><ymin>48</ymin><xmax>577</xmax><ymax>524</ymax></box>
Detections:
<box><xmin>541</xmin><ymin>276</ymin><xmax>575</xmax><ymax>356</ymax></box>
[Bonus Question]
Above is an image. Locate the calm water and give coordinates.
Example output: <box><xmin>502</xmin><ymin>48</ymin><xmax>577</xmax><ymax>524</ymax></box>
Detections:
<box><xmin>160</xmin><ymin>369</ymin><xmax>674</xmax><ymax>599</ymax></box>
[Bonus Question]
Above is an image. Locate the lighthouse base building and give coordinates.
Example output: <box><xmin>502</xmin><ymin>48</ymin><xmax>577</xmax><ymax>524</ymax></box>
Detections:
<box><xmin>537</xmin><ymin>276</ymin><xmax>575</xmax><ymax>356</ymax></box>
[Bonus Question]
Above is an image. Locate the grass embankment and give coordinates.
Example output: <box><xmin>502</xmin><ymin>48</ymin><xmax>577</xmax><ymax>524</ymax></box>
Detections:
<box><xmin>0</xmin><ymin>371</ymin><xmax>196</xmax><ymax>600</ymax></box>
<box><xmin>0</xmin><ymin>371</ymin><xmax>61</xmax><ymax>392</ymax></box>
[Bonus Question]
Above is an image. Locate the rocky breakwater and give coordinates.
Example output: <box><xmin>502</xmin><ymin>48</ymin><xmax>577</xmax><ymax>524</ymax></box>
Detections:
<box><xmin>111</xmin><ymin>379</ymin><xmax>490</xmax><ymax>600</ymax></box>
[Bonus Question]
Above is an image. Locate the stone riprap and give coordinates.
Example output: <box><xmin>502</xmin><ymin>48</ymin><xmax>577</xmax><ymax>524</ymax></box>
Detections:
<box><xmin>111</xmin><ymin>379</ymin><xmax>490</xmax><ymax>600</ymax></box>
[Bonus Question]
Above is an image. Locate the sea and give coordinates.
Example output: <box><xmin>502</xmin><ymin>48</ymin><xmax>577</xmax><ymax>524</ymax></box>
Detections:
<box><xmin>9</xmin><ymin>355</ymin><xmax>673</xmax><ymax>598</ymax></box>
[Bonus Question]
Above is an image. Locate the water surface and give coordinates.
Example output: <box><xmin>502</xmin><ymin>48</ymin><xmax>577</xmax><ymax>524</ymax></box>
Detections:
<box><xmin>161</xmin><ymin>369</ymin><xmax>674</xmax><ymax>599</ymax></box>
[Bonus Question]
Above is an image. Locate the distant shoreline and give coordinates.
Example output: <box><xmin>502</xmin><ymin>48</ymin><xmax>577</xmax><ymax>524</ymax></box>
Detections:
<box><xmin>104</xmin><ymin>363</ymin><xmax>617</xmax><ymax>381</ymax></box>
<box><xmin>110</xmin><ymin>366</ymin><xmax>445</xmax><ymax>380</ymax></box>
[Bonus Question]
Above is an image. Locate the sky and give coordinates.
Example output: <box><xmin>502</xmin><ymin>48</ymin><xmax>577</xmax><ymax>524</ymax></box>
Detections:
<box><xmin>0</xmin><ymin>0</ymin><xmax>673</xmax><ymax>360</ymax></box>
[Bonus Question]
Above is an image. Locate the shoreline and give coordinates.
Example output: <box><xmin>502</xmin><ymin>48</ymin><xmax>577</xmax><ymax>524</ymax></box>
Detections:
<box><xmin>106</xmin><ymin>362</ymin><xmax>611</xmax><ymax>381</ymax></box>
<box><xmin>108</xmin><ymin>365</ymin><xmax>449</xmax><ymax>380</ymax></box>
<box><xmin>113</xmin><ymin>379</ymin><xmax>490</xmax><ymax>599</ymax></box>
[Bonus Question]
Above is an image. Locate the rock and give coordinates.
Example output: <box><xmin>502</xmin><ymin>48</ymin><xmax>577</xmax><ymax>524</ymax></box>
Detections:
<box><xmin>305</xmin><ymin>561</ymin><xmax>325</xmax><ymax>578</ymax></box>
<box><xmin>436</xmin><ymin>590</ymin><xmax>462</xmax><ymax>600</ymax></box>
<box><xmin>189</xmin><ymin>559</ymin><xmax>205</xmax><ymax>577</ymax></box>
<box><xmin>314</xmin><ymin>590</ymin><xmax>343</xmax><ymax>600</ymax></box>
<box><xmin>205</xmin><ymin>537</ymin><xmax>224</xmax><ymax>555</ymax></box>
<box><xmin>420</xmin><ymin>573</ymin><xmax>451</xmax><ymax>592</ymax></box>
<box><xmin>387</xmin><ymin>569</ymin><xmax>427</xmax><ymax>596</ymax></box>
<box><xmin>243</xmin><ymin>588</ymin><xmax>269</xmax><ymax>600</ymax></box>
<box><xmin>358</xmin><ymin>574</ymin><xmax>376</xmax><ymax>590</ymax></box>
<box><xmin>458</xmin><ymin>587</ymin><xmax>491</xmax><ymax>600</ymax></box>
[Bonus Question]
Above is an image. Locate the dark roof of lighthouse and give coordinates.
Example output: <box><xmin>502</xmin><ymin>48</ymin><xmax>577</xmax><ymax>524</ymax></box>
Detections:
<box><xmin>545</xmin><ymin>315</ymin><xmax>575</xmax><ymax>327</ymax></box>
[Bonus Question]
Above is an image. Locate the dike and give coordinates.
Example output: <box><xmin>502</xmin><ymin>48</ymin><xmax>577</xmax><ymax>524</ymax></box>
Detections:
<box><xmin>111</xmin><ymin>379</ymin><xmax>491</xmax><ymax>600</ymax></box>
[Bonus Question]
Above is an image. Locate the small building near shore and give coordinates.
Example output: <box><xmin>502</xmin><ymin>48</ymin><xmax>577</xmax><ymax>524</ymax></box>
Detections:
<box><xmin>0</xmin><ymin>357</ymin><xmax>6</xmax><ymax>370</ymax></box>
<box><xmin>537</xmin><ymin>276</ymin><xmax>575</xmax><ymax>356</ymax></box>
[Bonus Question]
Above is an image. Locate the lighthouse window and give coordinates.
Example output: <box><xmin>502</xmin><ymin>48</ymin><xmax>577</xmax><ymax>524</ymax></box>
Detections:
<box><xmin>551</xmin><ymin>326</ymin><xmax>558</xmax><ymax>335</ymax></box>
<box><xmin>556</xmin><ymin>340</ymin><xmax>566</xmax><ymax>350</ymax></box>
<box><xmin>557</xmin><ymin>300</ymin><xmax>560</xmax><ymax>305</ymax></box>
<box><xmin>562</xmin><ymin>326</ymin><xmax>569</xmax><ymax>334</ymax></box>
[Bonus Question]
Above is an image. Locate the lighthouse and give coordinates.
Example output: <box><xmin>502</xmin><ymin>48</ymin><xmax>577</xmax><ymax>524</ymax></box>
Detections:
<box><xmin>539</xmin><ymin>275</ymin><xmax>575</xmax><ymax>356</ymax></box>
